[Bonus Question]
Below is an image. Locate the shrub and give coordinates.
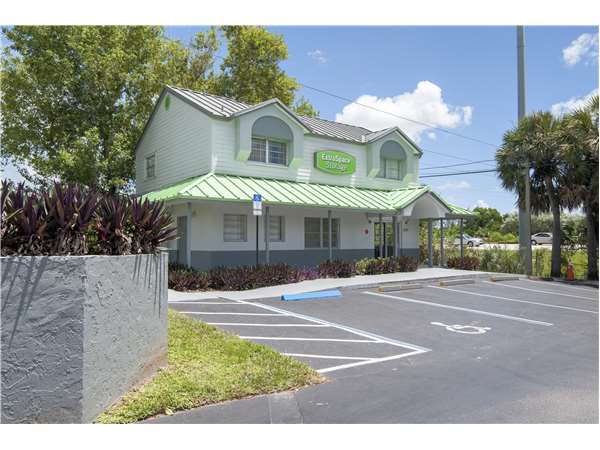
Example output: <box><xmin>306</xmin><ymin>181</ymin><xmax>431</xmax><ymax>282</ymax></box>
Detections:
<box><xmin>478</xmin><ymin>248</ymin><xmax>524</xmax><ymax>274</ymax></box>
<box><xmin>446</xmin><ymin>256</ymin><xmax>480</xmax><ymax>270</ymax></box>
<box><xmin>318</xmin><ymin>259</ymin><xmax>355</xmax><ymax>278</ymax></box>
<box><xmin>489</xmin><ymin>231</ymin><xmax>518</xmax><ymax>244</ymax></box>
<box><xmin>293</xmin><ymin>267</ymin><xmax>320</xmax><ymax>282</ymax></box>
<box><xmin>168</xmin><ymin>265</ymin><xmax>210</xmax><ymax>291</ymax></box>
<box><xmin>355</xmin><ymin>256</ymin><xmax>418</xmax><ymax>275</ymax></box>
<box><xmin>0</xmin><ymin>180</ymin><xmax>176</xmax><ymax>256</ymax></box>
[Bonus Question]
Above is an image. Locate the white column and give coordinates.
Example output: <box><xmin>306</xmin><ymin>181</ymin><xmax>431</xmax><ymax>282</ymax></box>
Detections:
<box><xmin>186</xmin><ymin>202</ymin><xmax>192</xmax><ymax>268</ymax></box>
<box><xmin>264</xmin><ymin>206</ymin><xmax>270</xmax><ymax>265</ymax></box>
<box><xmin>328</xmin><ymin>209</ymin><xmax>332</xmax><ymax>261</ymax></box>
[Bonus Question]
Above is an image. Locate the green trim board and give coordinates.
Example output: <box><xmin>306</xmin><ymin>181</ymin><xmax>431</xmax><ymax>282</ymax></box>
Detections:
<box><xmin>142</xmin><ymin>172</ymin><xmax>474</xmax><ymax>216</ymax></box>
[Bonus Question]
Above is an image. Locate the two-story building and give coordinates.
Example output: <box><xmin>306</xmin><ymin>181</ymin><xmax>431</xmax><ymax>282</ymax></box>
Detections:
<box><xmin>136</xmin><ymin>86</ymin><xmax>471</xmax><ymax>270</ymax></box>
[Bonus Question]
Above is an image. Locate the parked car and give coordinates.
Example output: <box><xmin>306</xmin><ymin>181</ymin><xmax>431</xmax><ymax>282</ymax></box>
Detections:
<box><xmin>531</xmin><ymin>232</ymin><xmax>552</xmax><ymax>245</ymax></box>
<box><xmin>454</xmin><ymin>234</ymin><xmax>484</xmax><ymax>247</ymax></box>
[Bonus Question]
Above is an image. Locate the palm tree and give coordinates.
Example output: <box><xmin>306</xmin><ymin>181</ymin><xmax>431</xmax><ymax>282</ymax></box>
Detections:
<box><xmin>496</xmin><ymin>112</ymin><xmax>564</xmax><ymax>277</ymax></box>
<box><xmin>560</xmin><ymin>95</ymin><xmax>599</xmax><ymax>280</ymax></box>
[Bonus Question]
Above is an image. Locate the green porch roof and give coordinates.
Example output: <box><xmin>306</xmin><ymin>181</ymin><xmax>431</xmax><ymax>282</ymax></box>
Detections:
<box><xmin>143</xmin><ymin>173</ymin><xmax>474</xmax><ymax>216</ymax></box>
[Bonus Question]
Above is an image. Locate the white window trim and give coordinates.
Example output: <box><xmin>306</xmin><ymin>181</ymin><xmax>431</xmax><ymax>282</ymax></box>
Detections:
<box><xmin>223</xmin><ymin>214</ymin><xmax>248</xmax><ymax>242</ymax></box>
<box><xmin>250</xmin><ymin>135</ymin><xmax>289</xmax><ymax>166</ymax></box>
<box><xmin>145</xmin><ymin>153</ymin><xmax>156</xmax><ymax>180</ymax></box>
<box><xmin>304</xmin><ymin>217</ymin><xmax>340</xmax><ymax>249</ymax></box>
<box><xmin>378</xmin><ymin>157</ymin><xmax>405</xmax><ymax>180</ymax></box>
<box><xmin>269</xmin><ymin>215</ymin><xmax>285</xmax><ymax>242</ymax></box>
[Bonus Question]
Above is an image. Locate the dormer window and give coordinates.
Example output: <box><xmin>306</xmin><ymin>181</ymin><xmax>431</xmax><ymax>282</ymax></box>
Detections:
<box><xmin>377</xmin><ymin>140</ymin><xmax>406</xmax><ymax>180</ymax></box>
<box><xmin>250</xmin><ymin>137</ymin><xmax>288</xmax><ymax>166</ymax></box>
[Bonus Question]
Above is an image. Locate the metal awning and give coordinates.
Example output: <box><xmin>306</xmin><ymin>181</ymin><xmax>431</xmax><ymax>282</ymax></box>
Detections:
<box><xmin>142</xmin><ymin>172</ymin><xmax>474</xmax><ymax>216</ymax></box>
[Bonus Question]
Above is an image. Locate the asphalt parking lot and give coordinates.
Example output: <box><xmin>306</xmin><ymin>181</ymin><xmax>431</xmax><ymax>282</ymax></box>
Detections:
<box><xmin>158</xmin><ymin>278</ymin><xmax>598</xmax><ymax>423</ymax></box>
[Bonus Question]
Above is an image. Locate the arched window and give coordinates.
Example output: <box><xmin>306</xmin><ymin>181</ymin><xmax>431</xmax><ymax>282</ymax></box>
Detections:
<box><xmin>250</xmin><ymin>116</ymin><xmax>293</xmax><ymax>166</ymax></box>
<box><xmin>378</xmin><ymin>140</ymin><xmax>407</xmax><ymax>180</ymax></box>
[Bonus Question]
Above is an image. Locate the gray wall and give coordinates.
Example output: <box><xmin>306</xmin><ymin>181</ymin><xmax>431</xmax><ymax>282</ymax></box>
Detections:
<box><xmin>1</xmin><ymin>252</ymin><xmax>168</xmax><ymax>423</ymax></box>
<box><xmin>187</xmin><ymin>248</ymin><xmax>420</xmax><ymax>271</ymax></box>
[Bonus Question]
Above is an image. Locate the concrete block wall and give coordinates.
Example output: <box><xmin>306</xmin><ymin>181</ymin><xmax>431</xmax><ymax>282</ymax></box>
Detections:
<box><xmin>1</xmin><ymin>252</ymin><xmax>168</xmax><ymax>423</ymax></box>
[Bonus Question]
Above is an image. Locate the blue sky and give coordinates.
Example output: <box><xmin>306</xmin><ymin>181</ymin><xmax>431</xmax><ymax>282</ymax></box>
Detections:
<box><xmin>3</xmin><ymin>26</ymin><xmax>598</xmax><ymax>213</ymax></box>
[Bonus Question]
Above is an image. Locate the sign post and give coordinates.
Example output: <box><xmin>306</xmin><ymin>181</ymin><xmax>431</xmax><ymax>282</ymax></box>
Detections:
<box><xmin>252</xmin><ymin>194</ymin><xmax>262</xmax><ymax>266</ymax></box>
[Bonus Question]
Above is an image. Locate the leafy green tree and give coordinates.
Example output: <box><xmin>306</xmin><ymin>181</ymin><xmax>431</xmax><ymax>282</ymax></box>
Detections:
<box><xmin>1</xmin><ymin>26</ymin><xmax>190</xmax><ymax>191</ymax></box>
<box><xmin>293</xmin><ymin>96</ymin><xmax>319</xmax><ymax>117</ymax></box>
<box><xmin>497</xmin><ymin>112</ymin><xmax>565</xmax><ymax>277</ymax></box>
<box><xmin>464</xmin><ymin>207</ymin><xmax>503</xmax><ymax>237</ymax></box>
<box><xmin>212</xmin><ymin>26</ymin><xmax>299</xmax><ymax>106</ymax></box>
<box><xmin>560</xmin><ymin>95</ymin><xmax>599</xmax><ymax>279</ymax></box>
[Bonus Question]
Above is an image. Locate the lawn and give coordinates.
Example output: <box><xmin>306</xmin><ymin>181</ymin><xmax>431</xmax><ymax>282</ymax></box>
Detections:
<box><xmin>97</xmin><ymin>309</ymin><xmax>324</xmax><ymax>424</ymax></box>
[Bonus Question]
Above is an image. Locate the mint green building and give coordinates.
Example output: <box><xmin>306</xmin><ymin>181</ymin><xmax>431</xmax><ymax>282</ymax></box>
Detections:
<box><xmin>137</xmin><ymin>86</ymin><xmax>471</xmax><ymax>269</ymax></box>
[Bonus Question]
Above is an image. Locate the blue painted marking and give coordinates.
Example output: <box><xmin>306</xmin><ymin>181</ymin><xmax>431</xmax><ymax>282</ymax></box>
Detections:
<box><xmin>281</xmin><ymin>290</ymin><xmax>342</xmax><ymax>301</ymax></box>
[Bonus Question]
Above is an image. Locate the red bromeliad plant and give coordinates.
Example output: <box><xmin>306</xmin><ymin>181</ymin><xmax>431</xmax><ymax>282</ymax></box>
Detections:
<box><xmin>0</xmin><ymin>180</ymin><xmax>176</xmax><ymax>256</ymax></box>
<box><xmin>130</xmin><ymin>198</ymin><xmax>177</xmax><ymax>254</ymax></box>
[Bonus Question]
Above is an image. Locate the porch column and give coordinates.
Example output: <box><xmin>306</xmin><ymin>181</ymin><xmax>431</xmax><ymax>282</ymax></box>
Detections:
<box><xmin>459</xmin><ymin>218</ymin><xmax>464</xmax><ymax>263</ymax></box>
<box><xmin>328</xmin><ymin>209</ymin><xmax>332</xmax><ymax>261</ymax></box>
<box><xmin>264</xmin><ymin>206</ymin><xmax>270</xmax><ymax>265</ymax></box>
<box><xmin>392</xmin><ymin>215</ymin><xmax>397</xmax><ymax>257</ymax></box>
<box><xmin>186</xmin><ymin>202</ymin><xmax>192</xmax><ymax>268</ymax></box>
<box><xmin>440</xmin><ymin>218</ymin><xmax>445</xmax><ymax>267</ymax></box>
<box><xmin>378</xmin><ymin>213</ymin><xmax>383</xmax><ymax>258</ymax></box>
<box><xmin>427</xmin><ymin>219</ymin><xmax>433</xmax><ymax>267</ymax></box>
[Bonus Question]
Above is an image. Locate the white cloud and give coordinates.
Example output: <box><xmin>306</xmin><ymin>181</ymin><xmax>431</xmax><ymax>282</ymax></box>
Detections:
<box><xmin>436</xmin><ymin>180</ymin><xmax>471</xmax><ymax>190</ymax></box>
<box><xmin>473</xmin><ymin>199</ymin><xmax>489</xmax><ymax>209</ymax></box>
<box><xmin>551</xmin><ymin>88</ymin><xmax>598</xmax><ymax>116</ymax></box>
<box><xmin>562</xmin><ymin>33</ymin><xmax>598</xmax><ymax>66</ymax></box>
<box><xmin>334</xmin><ymin>81</ymin><xmax>473</xmax><ymax>142</ymax></box>
<box><xmin>427</xmin><ymin>132</ymin><xmax>437</xmax><ymax>140</ymax></box>
<box><xmin>308</xmin><ymin>49</ymin><xmax>327</xmax><ymax>64</ymax></box>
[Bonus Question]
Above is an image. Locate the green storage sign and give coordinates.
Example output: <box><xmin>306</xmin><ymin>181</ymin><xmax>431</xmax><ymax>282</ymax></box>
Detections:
<box><xmin>314</xmin><ymin>151</ymin><xmax>356</xmax><ymax>175</ymax></box>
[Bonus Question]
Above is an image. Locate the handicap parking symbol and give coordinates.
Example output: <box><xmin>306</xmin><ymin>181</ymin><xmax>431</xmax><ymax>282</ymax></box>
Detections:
<box><xmin>431</xmin><ymin>322</ymin><xmax>491</xmax><ymax>334</ymax></box>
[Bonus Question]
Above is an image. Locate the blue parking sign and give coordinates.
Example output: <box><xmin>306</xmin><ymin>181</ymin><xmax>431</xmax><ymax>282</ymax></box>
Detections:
<box><xmin>253</xmin><ymin>194</ymin><xmax>262</xmax><ymax>202</ymax></box>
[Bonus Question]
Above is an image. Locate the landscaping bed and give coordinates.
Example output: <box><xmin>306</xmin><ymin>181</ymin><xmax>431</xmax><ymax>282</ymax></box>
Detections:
<box><xmin>97</xmin><ymin>310</ymin><xmax>323</xmax><ymax>423</ymax></box>
<box><xmin>168</xmin><ymin>256</ymin><xmax>418</xmax><ymax>292</ymax></box>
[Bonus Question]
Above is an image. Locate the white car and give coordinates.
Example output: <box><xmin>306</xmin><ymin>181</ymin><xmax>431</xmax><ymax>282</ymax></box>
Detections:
<box><xmin>454</xmin><ymin>234</ymin><xmax>484</xmax><ymax>247</ymax></box>
<box><xmin>531</xmin><ymin>232</ymin><xmax>552</xmax><ymax>245</ymax></box>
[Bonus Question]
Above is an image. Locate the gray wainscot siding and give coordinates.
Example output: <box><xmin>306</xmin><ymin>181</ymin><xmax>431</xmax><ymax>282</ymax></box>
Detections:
<box><xmin>1</xmin><ymin>251</ymin><xmax>168</xmax><ymax>424</ymax></box>
<box><xmin>188</xmin><ymin>249</ymin><xmax>419</xmax><ymax>271</ymax></box>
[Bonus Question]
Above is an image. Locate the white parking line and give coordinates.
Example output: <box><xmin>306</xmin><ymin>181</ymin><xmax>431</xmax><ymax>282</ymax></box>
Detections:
<box><xmin>482</xmin><ymin>280</ymin><xmax>596</xmax><ymax>300</ymax></box>
<box><xmin>523</xmin><ymin>279</ymin><xmax>599</xmax><ymax>295</ymax></box>
<box><xmin>239</xmin><ymin>337</ymin><xmax>379</xmax><ymax>343</ymax></box>
<box><xmin>205</xmin><ymin>323</ymin><xmax>329</xmax><ymax>327</ymax></box>
<box><xmin>283</xmin><ymin>353</ymin><xmax>374</xmax><ymax>361</ymax></box>
<box><xmin>168</xmin><ymin>301</ymin><xmax>245</xmax><ymax>305</ymax></box>
<box><xmin>365</xmin><ymin>291</ymin><xmax>553</xmax><ymax>326</ymax></box>
<box><xmin>318</xmin><ymin>350</ymin><xmax>425</xmax><ymax>374</ymax></box>
<box><xmin>430</xmin><ymin>285</ymin><xmax>598</xmax><ymax>314</ymax></box>
<box><xmin>227</xmin><ymin>297</ymin><xmax>431</xmax><ymax>352</ymax></box>
<box><xmin>180</xmin><ymin>312</ymin><xmax>285</xmax><ymax>316</ymax></box>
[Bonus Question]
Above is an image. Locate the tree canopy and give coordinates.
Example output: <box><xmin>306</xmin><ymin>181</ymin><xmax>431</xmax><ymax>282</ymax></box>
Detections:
<box><xmin>1</xmin><ymin>25</ymin><xmax>318</xmax><ymax>191</ymax></box>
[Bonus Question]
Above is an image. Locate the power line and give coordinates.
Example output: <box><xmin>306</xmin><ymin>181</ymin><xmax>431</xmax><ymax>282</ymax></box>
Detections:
<box><xmin>209</xmin><ymin>53</ymin><xmax>499</xmax><ymax>166</ymax></box>
<box><xmin>420</xmin><ymin>159</ymin><xmax>496</xmax><ymax>171</ymax></box>
<box><xmin>298</xmin><ymin>83</ymin><xmax>500</xmax><ymax>148</ymax></box>
<box><xmin>420</xmin><ymin>169</ymin><xmax>498</xmax><ymax>178</ymax></box>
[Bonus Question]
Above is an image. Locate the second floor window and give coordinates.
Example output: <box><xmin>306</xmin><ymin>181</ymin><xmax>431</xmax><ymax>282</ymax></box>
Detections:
<box><xmin>250</xmin><ymin>137</ymin><xmax>287</xmax><ymax>166</ymax></box>
<box><xmin>379</xmin><ymin>158</ymin><xmax>404</xmax><ymax>180</ymax></box>
<box><xmin>146</xmin><ymin>154</ymin><xmax>156</xmax><ymax>179</ymax></box>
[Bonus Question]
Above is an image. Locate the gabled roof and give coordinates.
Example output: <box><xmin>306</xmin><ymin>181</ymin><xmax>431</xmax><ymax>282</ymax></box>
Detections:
<box><xmin>163</xmin><ymin>86</ymin><xmax>422</xmax><ymax>149</ymax></box>
<box><xmin>364</xmin><ymin>126</ymin><xmax>423</xmax><ymax>156</ymax></box>
<box><xmin>143</xmin><ymin>172</ymin><xmax>473</xmax><ymax>217</ymax></box>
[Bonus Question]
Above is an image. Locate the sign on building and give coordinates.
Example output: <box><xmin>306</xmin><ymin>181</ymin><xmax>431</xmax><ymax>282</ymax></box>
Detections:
<box><xmin>314</xmin><ymin>150</ymin><xmax>356</xmax><ymax>175</ymax></box>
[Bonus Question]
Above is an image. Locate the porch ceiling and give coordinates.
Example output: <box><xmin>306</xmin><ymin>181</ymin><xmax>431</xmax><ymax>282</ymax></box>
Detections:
<box><xmin>142</xmin><ymin>172</ymin><xmax>473</xmax><ymax>216</ymax></box>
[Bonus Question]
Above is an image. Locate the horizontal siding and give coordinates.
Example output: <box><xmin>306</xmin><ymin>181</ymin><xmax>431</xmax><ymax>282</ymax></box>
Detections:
<box><xmin>135</xmin><ymin>95</ymin><xmax>211</xmax><ymax>195</ymax></box>
<box><xmin>212</xmin><ymin>121</ymin><xmax>419</xmax><ymax>190</ymax></box>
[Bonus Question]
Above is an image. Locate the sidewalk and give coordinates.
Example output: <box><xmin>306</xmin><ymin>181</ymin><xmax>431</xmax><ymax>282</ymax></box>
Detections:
<box><xmin>168</xmin><ymin>267</ymin><xmax>498</xmax><ymax>301</ymax></box>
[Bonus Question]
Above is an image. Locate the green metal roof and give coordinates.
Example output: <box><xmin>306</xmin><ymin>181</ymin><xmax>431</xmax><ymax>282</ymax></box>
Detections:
<box><xmin>143</xmin><ymin>173</ymin><xmax>474</xmax><ymax>216</ymax></box>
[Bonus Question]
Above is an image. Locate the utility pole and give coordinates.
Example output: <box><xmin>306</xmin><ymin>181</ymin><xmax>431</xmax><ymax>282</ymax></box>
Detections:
<box><xmin>517</xmin><ymin>25</ymin><xmax>532</xmax><ymax>275</ymax></box>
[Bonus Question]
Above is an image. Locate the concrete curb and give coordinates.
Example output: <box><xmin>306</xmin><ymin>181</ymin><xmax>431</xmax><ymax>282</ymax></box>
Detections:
<box><xmin>438</xmin><ymin>279</ymin><xmax>475</xmax><ymax>287</ymax></box>
<box><xmin>489</xmin><ymin>275</ymin><xmax>521</xmax><ymax>282</ymax></box>
<box><xmin>377</xmin><ymin>283</ymin><xmax>423</xmax><ymax>292</ymax></box>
